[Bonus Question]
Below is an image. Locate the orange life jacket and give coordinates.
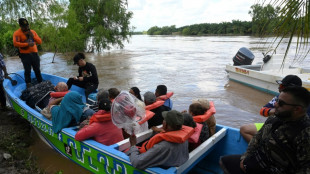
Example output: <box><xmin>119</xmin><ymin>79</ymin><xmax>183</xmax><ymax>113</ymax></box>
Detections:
<box><xmin>188</xmin><ymin>123</ymin><xmax>203</xmax><ymax>143</ymax></box>
<box><xmin>50</xmin><ymin>91</ymin><xmax>70</xmax><ymax>98</ymax></box>
<box><xmin>139</xmin><ymin>125</ymin><xmax>194</xmax><ymax>153</ymax></box>
<box><xmin>193</xmin><ymin>101</ymin><xmax>216</xmax><ymax>123</ymax></box>
<box><xmin>156</xmin><ymin>92</ymin><xmax>174</xmax><ymax>101</ymax></box>
<box><xmin>13</xmin><ymin>28</ymin><xmax>42</xmax><ymax>54</ymax></box>
<box><xmin>138</xmin><ymin>110</ymin><xmax>155</xmax><ymax>125</ymax></box>
<box><xmin>145</xmin><ymin>100</ymin><xmax>165</xmax><ymax>110</ymax></box>
<box><xmin>89</xmin><ymin>110</ymin><xmax>111</xmax><ymax>124</ymax></box>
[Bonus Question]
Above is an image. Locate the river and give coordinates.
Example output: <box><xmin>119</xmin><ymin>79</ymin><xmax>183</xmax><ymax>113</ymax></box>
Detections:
<box><xmin>4</xmin><ymin>35</ymin><xmax>309</xmax><ymax>173</ymax></box>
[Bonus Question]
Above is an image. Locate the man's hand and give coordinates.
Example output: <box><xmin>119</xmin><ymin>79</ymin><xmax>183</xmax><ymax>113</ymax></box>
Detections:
<box><xmin>73</xmin><ymin>77</ymin><xmax>78</xmax><ymax>80</ymax></box>
<box><xmin>28</xmin><ymin>41</ymin><xmax>34</xmax><ymax>47</ymax></box>
<box><xmin>129</xmin><ymin>134</ymin><xmax>137</xmax><ymax>147</ymax></box>
<box><xmin>151</xmin><ymin>126</ymin><xmax>164</xmax><ymax>133</ymax></box>
<box><xmin>78</xmin><ymin>77</ymin><xmax>83</xmax><ymax>81</ymax></box>
<box><xmin>240</xmin><ymin>159</ymin><xmax>246</xmax><ymax>172</ymax></box>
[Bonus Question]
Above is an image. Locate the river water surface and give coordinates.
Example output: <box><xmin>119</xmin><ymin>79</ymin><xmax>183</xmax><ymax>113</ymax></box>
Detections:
<box><xmin>4</xmin><ymin>35</ymin><xmax>310</xmax><ymax>173</ymax></box>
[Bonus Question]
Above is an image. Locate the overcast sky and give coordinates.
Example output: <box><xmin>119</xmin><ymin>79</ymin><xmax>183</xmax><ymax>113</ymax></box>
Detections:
<box><xmin>128</xmin><ymin>0</ymin><xmax>255</xmax><ymax>31</ymax></box>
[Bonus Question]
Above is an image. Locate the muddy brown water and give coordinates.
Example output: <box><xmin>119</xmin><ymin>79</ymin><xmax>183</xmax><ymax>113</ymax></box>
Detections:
<box><xmin>4</xmin><ymin>35</ymin><xmax>309</xmax><ymax>173</ymax></box>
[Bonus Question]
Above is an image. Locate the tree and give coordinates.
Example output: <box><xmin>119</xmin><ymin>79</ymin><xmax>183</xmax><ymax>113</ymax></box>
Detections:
<box><xmin>258</xmin><ymin>0</ymin><xmax>310</xmax><ymax>64</ymax></box>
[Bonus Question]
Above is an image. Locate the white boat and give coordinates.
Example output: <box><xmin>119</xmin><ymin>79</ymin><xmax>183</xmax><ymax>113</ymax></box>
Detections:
<box><xmin>225</xmin><ymin>50</ymin><xmax>310</xmax><ymax>95</ymax></box>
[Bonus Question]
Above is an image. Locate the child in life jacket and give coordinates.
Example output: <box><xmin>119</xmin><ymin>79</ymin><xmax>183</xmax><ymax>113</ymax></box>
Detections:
<box><xmin>127</xmin><ymin>110</ymin><xmax>194</xmax><ymax>170</ymax></box>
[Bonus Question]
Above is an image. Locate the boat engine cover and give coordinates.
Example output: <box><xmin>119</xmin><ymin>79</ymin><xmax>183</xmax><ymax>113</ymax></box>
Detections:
<box><xmin>233</xmin><ymin>47</ymin><xmax>255</xmax><ymax>66</ymax></box>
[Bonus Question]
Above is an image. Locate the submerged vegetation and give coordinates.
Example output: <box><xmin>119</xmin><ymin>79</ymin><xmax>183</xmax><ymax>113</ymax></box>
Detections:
<box><xmin>0</xmin><ymin>0</ymin><xmax>133</xmax><ymax>55</ymax></box>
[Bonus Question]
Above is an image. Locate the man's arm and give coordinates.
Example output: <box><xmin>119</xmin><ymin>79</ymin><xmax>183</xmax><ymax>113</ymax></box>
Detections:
<box><xmin>295</xmin><ymin>129</ymin><xmax>310</xmax><ymax>174</ymax></box>
<box><xmin>30</xmin><ymin>30</ymin><xmax>42</xmax><ymax>45</ymax></box>
<box><xmin>13</xmin><ymin>31</ymin><xmax>29</xmax><ymax>48</ymax></box>
<box><xmin>259</xmin><ymin>96</ymin><xmax>278</xmax><ymax>117</ymax></box>
<box><xmin>83</xmin><ymin>64</ymin><xmax>98</xmax><ymax>83</ymax></box>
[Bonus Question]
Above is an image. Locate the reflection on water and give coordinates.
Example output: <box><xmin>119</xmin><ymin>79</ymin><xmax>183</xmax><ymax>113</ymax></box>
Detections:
<box><xmin>5</xmin><ymin>35</ymin><xmax>309</xmax><ymax>173</ymax></box>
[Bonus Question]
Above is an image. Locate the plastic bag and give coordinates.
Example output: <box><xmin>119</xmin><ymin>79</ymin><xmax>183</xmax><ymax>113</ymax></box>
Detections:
<box><xmin>111</xmin><ymin>91</ymin><xmax>146</xmax><ymax>135</ymax></box>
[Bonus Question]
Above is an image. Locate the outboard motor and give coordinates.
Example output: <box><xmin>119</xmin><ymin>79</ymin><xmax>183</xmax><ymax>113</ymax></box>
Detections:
<box><xmin>233</xmin><ymin>47</ymin><xmax>255</xmax><ymax>66</ymax></box>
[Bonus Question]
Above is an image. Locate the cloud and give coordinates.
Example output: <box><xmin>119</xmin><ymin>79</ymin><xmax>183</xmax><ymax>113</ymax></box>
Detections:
<box><xmin>128</xmin><ymin>0</ymin><xmax>255</xmax><ymax>31</ymax></box>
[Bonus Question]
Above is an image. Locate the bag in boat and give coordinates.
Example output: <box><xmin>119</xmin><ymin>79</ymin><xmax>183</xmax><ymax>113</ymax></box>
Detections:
<box><xmin>111</xmin><ymin>91</ymin><xmax>146</xmax><ymax>135</ymax></box>
<box><xmin>20</xmin><ymin>80</ymin><xmax>55</xmax><ymax>108</ymax></box>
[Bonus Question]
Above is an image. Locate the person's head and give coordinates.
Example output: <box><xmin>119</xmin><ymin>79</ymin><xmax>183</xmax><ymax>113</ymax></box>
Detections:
<box><xmin>129</xmin><ymin>87</ymin><xmax>142</xmax><ymax>100</ymax></box>
<box><xmin>192</xmin><ymin>98</ymin><xmax>210</xmax><ymax>110</ymax></box>
<box><xmin>73</xmin><ymin>53</ymin><xmax>86</xmax><ymax>67</ymax></box>
<box><xmin>189</xmin><ymin>103</ymin><xmax>206</xmax><ymax>116</ymax></box>
<box><xmin>276</xmin><ymin>75</ymin><xmax>302</xmax><ymax>92</ymax></box>
<box><xmin>98</xmin><ymin>98</ymin><xmax>111</xmax><ymax>111</ymax></box>
<box><xmin>155</xmin><ymin>85</ymin><xmax>167</xmax><ymax>97</ymax></box>
<box><xmin>182</xmin><ymin>113</ymin><xmax>197</xmax><ymax>128</ymax></box>
<box><xmin>55</xmin><ymin>82</ymin><xmax>68</xmax><ymax>92</ymax></box>
<box><xmin>96</xmin><ymin>89</ymin><xmax>109</xmax><ymax>101</ymax></box>
<box><xmin>19</xmin><ymin>18</ymin><xmax>30</xmax><ymax>32</ymax></box>
<box><xmin>275</xmin><ymin>86</ymin><xmax>310</xmax><ymax>120</ymax></box>
<box><xmin>143</xmin><ymin>91</ymin><xmax>156</xmax><ymax>105</ymax></box>
<box><xmin>108</xmin><ymin>88</ymin><xmax>120</xmax><ymax>100</ymax></box>
<box><xmin>162</xmin><ymin>110</ymin><xmax>184</xmax><ymax>131</ymax></box>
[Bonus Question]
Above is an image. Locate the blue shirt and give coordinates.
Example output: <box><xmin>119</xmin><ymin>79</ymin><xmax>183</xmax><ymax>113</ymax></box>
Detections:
<box><xmin>0</xmin><ymin>53</ymin><xmax>6</xmax><ymax>81</ymax></box>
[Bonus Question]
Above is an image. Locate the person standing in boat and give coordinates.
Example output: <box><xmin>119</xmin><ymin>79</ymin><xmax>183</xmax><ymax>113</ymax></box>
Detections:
<box><xmin>127</xmin><ymin>110</ymin><xmax>194</xmax><ymax>170</ymax></box>
<box><xmin>67</xmin><ymin>53</ymin><xmax>99</xmax><ymax>100</ymax></box>
<box><xmin>0</xmin><ymin>53</ymin><xmax>11</xmax><ymax>111</ymax></box>
<box><xmin>240</xmin><ymin>75</ymin><xmax>305</xmax><ymax>142</ymax></box>
<box><xmin>13</xmin><ymin>18</ymin><xmax>43</xmax><ymax>88</ymax></box>
<box><xmin>220</xmin><ymin>86</ymin><xmax>310</xmax><ymax>174</ymax></box>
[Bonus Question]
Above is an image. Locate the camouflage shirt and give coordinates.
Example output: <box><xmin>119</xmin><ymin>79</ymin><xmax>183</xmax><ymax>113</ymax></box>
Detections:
<box><xmin>241</xmin><ymin>115</ymin><xmax>310</xmax><ymax>174</ymax></box>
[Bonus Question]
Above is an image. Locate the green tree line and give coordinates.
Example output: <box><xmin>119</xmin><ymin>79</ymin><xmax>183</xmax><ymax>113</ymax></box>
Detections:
<box><xmin>0</xmin><ymin>0</ymin><xmax>133</xmax><ymax>56</ymax></box>
<box><xmin>147</xmin><ymin>4</ymin><xmax>280</xmax><ymax>36</ymax></box>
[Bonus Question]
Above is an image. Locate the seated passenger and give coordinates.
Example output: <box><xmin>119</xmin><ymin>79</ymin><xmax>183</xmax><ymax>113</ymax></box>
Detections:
<box><xmin>127</xmin><ymin>110</ymin><xmax>194</xmax><ymax>170</ymax></box>
<box><xmin>129</xmin><ymin>87</ymin><xmax>142</xmax><ymax>101</ymax></box>
<box><xmin>51</xmin><ymin>91</ymin><xmax>94</xmax><ymax>133</ymax></box>
<box><xmin>67</xmin><ymin>53</ymin><xmax>99</xmax><ymax>100</ymax></box>
<box><xmin>155</xmin><ymin>85</ymin><xmax>173</xmax><ymax>110</ymax></box>
<box><xmin>75</xmin><ymin>98</ymin><xmax>124</xmax><ymax>145</ymax></box>
<box><xmin>41</xmin><ymin>82</ymin><xmax>69</xmax><ymax>120</ymax></box>
<box><xmin>108</xmin><ymin>88</ymin><xmax>120</xmax><ymax>102</ymax></box>
<box><xmin>188</xmin><ymin>103</ymin><xmax>210</xmax><ymax>138</ymax></box>
<box><xmin>183</xmin><ymin>113</ymin><xmax>209</xmax><ymax>151</ymax></box>
<box><xmin>192</xmin><ymin>98</ymin><xmax>216</xmax><ymax>136</ymax></box>
<box><xmin>89</xmin><ymin>88</ymin><xmax>109</xmax><ymax>112</ymax></box>
<box><xmin>144</xmin><ymin>91</ymin><xmax>170</xmax><ymax>128</ymax></box>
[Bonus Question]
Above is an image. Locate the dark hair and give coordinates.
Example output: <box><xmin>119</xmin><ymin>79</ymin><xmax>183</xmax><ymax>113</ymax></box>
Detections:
<box><xmin>282</xmin><ymin>86</ymin><xmax>310</xmax><ymax>108</ymax></box>
<box><xmin>131</xmin><ymin>87</ymin><xmax>142</xmax><ymax>100</ymax></box>
<box><xmin>97</xmin><ymin>89</ymin><xmax>109</xmax><ymax>101</ymax></box>
<box><xmin>108</xmin><ymin>88</ymin><xmax>120</xmax><ymax>99</ymax></box>
<box><xmin>156</xmin><ymin>85</ymin><xmax>167</xmax><ymax>96</ymax></box>
<box><xmin>189</xmin><ymin>103</ymin><xmax>206</xmax><ymax>116</ymax></box>
<box><xmin>182</xmin><ymin>113</ymin><xmax>197</xmax><ymax>128</ymax></box>
<box><xmin>98</xmin><ymin>98</ymin><xmax>111</xmax><ymax>111</ymax></box>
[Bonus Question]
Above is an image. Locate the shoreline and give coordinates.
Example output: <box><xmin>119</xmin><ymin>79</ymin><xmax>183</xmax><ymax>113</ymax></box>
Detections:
<box><xmin>0</xmin><ymin>108</ymin><xmax>44</xmax><ymax>174</ymax></box>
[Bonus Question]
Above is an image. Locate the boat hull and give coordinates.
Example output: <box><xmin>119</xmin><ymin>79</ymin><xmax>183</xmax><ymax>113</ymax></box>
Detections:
<box><xmin>4</xmin><ymin>70</ymin><xmax>249</xmax><ymax>174</ymax></box>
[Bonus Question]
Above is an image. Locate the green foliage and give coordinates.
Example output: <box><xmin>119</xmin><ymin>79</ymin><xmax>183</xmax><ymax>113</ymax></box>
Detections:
<box><xmin>0</xmin><ymin>0</ymin><xmax>133</xmax><ymax>55</ymax></box>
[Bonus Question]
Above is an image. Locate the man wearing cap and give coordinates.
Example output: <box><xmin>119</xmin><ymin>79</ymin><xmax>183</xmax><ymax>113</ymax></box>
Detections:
<box><xmin>127</xmin><ymin>110</ymin><xmax>194</xmax><ymax>170</ymax></box>
<box><xmin>13</xmin><ymin>18</ymin><xmax>43</xmax><ymax>88</ymax></box>
<box><xmin>220</xmin><ymin>86</ymin><xmax>310</xmax><ymax>174</ymax></box>
<box><xmin>67</xmin><ymin>52</ymin><xmax>98</xmax><ymax>100</ymax></box>
<box><xmin>240</xmin><ymin>75</ymin><xmax>308</xmax><ymax>142</ymax></box>
<box><xmin>144</xmin><ymin>91</ymin><xmax>170</xmax><ymax>128</ymax></box>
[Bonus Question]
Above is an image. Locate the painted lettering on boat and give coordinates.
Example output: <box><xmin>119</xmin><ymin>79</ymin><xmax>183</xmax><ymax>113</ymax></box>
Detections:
<box><xmin>235</xmin><ymin>67</ymin><xmax>249</xmax><ymax>75</ymax></box>
<box><xmin>20</xmin><ymin>105</ymin><xmax>146</xmax><ymax>174</ymax></box>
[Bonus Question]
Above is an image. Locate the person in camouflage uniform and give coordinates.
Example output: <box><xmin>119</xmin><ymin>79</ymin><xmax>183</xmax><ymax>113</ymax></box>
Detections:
<box><xmin>220</xmin><ymin>86</ymin><xmax>310</xmax><ymax>174</ymax></box>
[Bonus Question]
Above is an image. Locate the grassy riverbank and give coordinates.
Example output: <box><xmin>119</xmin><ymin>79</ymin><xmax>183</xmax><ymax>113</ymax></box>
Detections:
<box><xmin>0</xmin><ymin>108</ymin><xmax>44</xmax><ymax>174</ymax></box>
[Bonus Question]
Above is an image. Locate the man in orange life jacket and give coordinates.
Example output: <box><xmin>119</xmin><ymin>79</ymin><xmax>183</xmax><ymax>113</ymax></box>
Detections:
<box><xmin>127</xmin><ymin>110</ymin><xmax>192</xmax><ymax>170</ymax></box>
<box><xmin>13</xmin><ymin>18</ymin><xmax>43</xmax><ymax>88</ymax></box>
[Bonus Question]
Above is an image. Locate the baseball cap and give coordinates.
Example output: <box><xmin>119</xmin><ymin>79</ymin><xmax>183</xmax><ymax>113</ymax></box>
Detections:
<box><xmin>19</xmin><ymin>18</ymin><xmax>29</xmax><ymax>26</ymax></box>
<box><xmin>162</xmin><ymin>110</ymin><xmax>184</xmax><ymax>130</ymax></box>
<box><xmin>276</xmin><ymin>75</ymin><xmax>302</xmax><ymax>87</ymax></box>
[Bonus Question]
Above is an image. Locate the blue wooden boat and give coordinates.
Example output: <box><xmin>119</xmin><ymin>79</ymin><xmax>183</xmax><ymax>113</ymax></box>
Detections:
<box><xmin>3</xmin><ymin>70</ymin><xmax>248</xmax><ymax>174</ymax></box>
